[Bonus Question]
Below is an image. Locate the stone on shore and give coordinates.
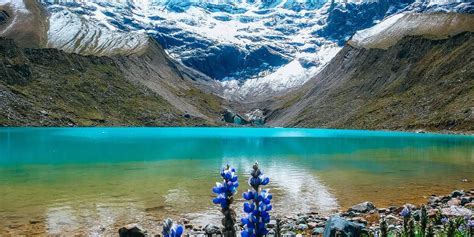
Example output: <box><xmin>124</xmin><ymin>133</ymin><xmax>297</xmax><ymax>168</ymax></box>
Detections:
<box><xmin>204</xmin><ymin>224</ymin><xmax>221</xmax><ymax>235</ymax></box>
<box><xmin>451</xmin><ymin>190</ymin><xmax>464</xmax><ymax>198</ymax></box>
<box><xmin>118</xmin><ymin>224</ymin><xmax>146</xmax><ymax>237</ymax></box>
<box><xmin>349</xmin><ymin>201</ymin><xmax>376</xmax><ymax>213</ymax></box>
<box><xmin>313</xmin><ymin>227</ymin><xmax>325</xmax><ymax>235</ymax></box>
<box><xmin>441</xmin><ymin>206</ymin><xmax>472</xmax><ymax>217</ymax></box>
<box><xmin>323</xmin><ymin>216</ymin><xmax>365</xmax><ymax>237</ymax></box>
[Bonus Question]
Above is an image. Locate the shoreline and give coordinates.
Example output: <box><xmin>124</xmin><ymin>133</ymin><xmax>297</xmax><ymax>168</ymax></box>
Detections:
<box><xmin>118</xmin><ymin>189</ymin><xmax>474</xmax><ymax>236</ymax></box>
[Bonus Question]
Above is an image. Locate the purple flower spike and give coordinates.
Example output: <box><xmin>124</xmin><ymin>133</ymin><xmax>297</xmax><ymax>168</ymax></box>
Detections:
<box><xmin>400</xmin><ymin>207</ymin><xmax>411</xmax><ymax>218</ymax></box>
<box><xmin>212</xmin><ymin>164</ymin><xmax>238</xmax><ymax>235</ymax></box>
<box><xmin>241</xmin><ymin>162</ymin><xmax>272</xmax><ymax>237</ymax></box>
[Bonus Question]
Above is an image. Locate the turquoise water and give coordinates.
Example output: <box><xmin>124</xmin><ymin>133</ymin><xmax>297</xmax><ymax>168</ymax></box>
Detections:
<box><xmin>0</xmin><ymin>128</ymin><xmax>473</xmax><ymax>235</ymax></box>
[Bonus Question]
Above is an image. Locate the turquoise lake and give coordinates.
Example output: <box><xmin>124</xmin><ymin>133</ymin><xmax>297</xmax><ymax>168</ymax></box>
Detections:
<box><xmin>0</xmin><ymin>128</ymin><xmax>473</xmax><ymax>235</ymax></box>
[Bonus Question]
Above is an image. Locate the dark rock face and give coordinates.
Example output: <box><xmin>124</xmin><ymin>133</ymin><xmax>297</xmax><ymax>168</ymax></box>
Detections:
<box><xmin>316</xmin><ymin>0</ymin><xmax>414</xmax><ymax>45</ymax></box>
<box><xmin>0</xmin><ymin>10</ymin><xmax>10</xmax><ymax>26</ymax></box>
<box><xmin>323</xmin><ymin>216</ymin><xmax>365</xmax><ymax>237</ymax></box>
<box><xmin>349</xmin><ymin>202</ymin><xmax>376</xmax><ymax>213</ymax></box>
<box><xmin>118</xmin><ymin>224</ymin><xmax>146</xmax><ymax>237</ymax></box>
<box><xmin>451</xmin><ymin>190</ymin><xmax>465</xmax><ymax>198</ymax></box>
<box><xmin>222</xmin><ymin>110</ymin><xmax>249</xmax><ymax>125</ymax></box>
<box><xmin>0</xmin><ymin>38</ymin><xmax>32</xmax><ymax>85</ymax></box>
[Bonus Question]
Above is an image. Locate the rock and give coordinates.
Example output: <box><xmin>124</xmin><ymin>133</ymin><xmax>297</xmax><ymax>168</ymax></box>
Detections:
<box><xmin>267</xmin><ymin>219</ymin><xmax>277</xmax><ymax>228</ymax></box>
<box><xmin>342</xmin><ymin>211</ymin><xmax>358</xmax><ymax>217</ymax></box>
<box><xmin>383</xmin><ymin>215</ymin><xmax>401</xmax><ymax>226</ymax></box>
<box><xmin>281</xmin><ymin>230</ymin><xmax>296</xmax><ymax>236</ymax></box>
<box><xmin>349</xmin><ymin>202</ymin><xmax>376</xmax><ymax>213</ymax></box>
<box><xmin>441</xmin><ymin>206</ymin><xmax>472</xmax><ymax>217</ymax></box>
<box><xmin>403</xmin><ymin>203</ymin><xmax>417</xmax><ymax>210</ymax></box>
<box><xmin>297</xmin><ymin>224</ymin><xmax>308</xmax><ymax>231</ymax></box>
<box><xmin>308</xmin><ymin>222</ymin><xmax>318</xmax><ymax>228</ymax></box>
<box><xmin>451</xmin><ymin>190</ymin><xmax>464</xmax><ymax>198</ymax></box>
<box><xmin>204</xmin><ymin>224</ymin><xmax>221</xmax><ymax>235</ymax></box>
<box><xmin>429</xmin><ymin>196</ymin><xmax>442</xmax><ymax>205</ymax></box>
<box><xmin>377</xmin><ymin>208</ymin><xmax>389</xmax><ymax>214</ymax></box>
<box><xmin>428</xmin><ymin>209</ymin><xmax>439</xmax><ymax>218</ymax></box>
<box><xmin>447</xmin><ymin>198</ymin><xmax>461</xmax><ymax>206</ymax></box>
<box><xmin>323</xmin><ymin>216</ymin><xmax>365</xmax><ymax>237</ymax></box>
<box><xmin>412</xmin><ymin>210</ymin><xmax>421</xmax><ymax>221</ymax></box>
<box><xmin>118</xmin><ymin>224</ymin><xmax>146</xmax><ymax>237</ymax></box>
<box><xmin>29</xmin><ymin>220</ymin><xmax>41</xmax><ymax>224</ymax></box>
<box><xmin>312</xmin><ymin>227</ymin><xmax>325</xmax><ymax>235</ymax></box>
<box><xmin>297</xmin><ymin>216</ymin><xmax>307</xmax><ymax>224</ymax></box>
<box><xmin>281</xmin><ymin>222</ymin><xmax>297</xmax><ymax>231</ymax></box>
<box><xmin>465</xmin><ymin>202</ymin><xmax>474</xmax><ymax>208</ymax></box>
<box><xmin>183</xmin><ymin>113</ymin><xmax>191</xmax><ymax>119</ymax></box>
<box><xmin>350</xmin><ymin>217</ymin><xmax>367</xmax><ymax>225</ymax></box>
<box><xmin>461</xmin><ymin>197</ymin><xmax>472</xmax><ymax>206</ymax></box>
<box><xmin>184</xmin><ymin>224</ymin><xmax>193</xmax><ymax>229</ymax></box>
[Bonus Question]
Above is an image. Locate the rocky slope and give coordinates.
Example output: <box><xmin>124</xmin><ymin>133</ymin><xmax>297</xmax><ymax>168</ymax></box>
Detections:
<box><xmin>0</xmin><ymin>0</ymin><xmax>226</xmax><ymax>126</ymax></box>
<box><xmin>0</xmin><ymin>0</ymin><xmax>48</xmax><ymax>48</ymax></box>
<box><xmin>0</xmin><ymin>37</ymin><xmax>222</xmax><ymax>126</ymax></box>
<box><xmin>265</xmin><ymin>21</ymin><xmax>473</xmax><ymax>132</ymax></box>
<box><xmin>1</xmin><ymin>0</ymin><xmax>473</xmax><ymax>131</ymax></box>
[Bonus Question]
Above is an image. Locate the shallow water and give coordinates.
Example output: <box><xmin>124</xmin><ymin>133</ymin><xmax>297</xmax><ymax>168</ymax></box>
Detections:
<box><xmin>0</xmin><ymin>128</ymin><xmax>473</xmax><ymax>235</ymax></box>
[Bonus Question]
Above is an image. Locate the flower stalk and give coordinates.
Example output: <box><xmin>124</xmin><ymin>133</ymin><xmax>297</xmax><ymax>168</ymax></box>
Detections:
<box><xmin>212</xmin><ymin>164</ymin><xmax>239</xmax><ymax>236</ymax></box>
<box><xmin>241</xmin><ymin>162</ymin><xmax>272</xmax><ymax>237</ymax></box>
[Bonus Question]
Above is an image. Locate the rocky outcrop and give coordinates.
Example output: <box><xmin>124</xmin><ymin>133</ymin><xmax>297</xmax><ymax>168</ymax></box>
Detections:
<box><xmin>349</xmin><ymin>202</ymin><xmax>376</xmax><ymax>213</ymax></box>
<box><xmin>323</xmin><ymin>216</ymin><xmax>365</xmax><ymax>237</ymax></box>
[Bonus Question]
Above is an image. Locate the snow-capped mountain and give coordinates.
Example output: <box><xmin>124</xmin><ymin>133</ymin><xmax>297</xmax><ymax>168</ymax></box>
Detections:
<box><xmin>39</xmin><ymin>0</ymin><xmax>472</xmax><ymax>100</ymax></box>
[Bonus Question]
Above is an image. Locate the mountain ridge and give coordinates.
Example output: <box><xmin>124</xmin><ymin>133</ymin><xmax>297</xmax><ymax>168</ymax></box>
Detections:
<box><xmin>264</xmin><ymin>31</ymin><xmax>473</xmax><ymax>132</ymax></box>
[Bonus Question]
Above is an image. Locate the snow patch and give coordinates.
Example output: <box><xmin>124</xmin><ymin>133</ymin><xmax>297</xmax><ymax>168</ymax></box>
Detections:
<box><xmin>351</xmin><ymin>13</ymin><xmax>406</xmax><ymax>46</ymax></box>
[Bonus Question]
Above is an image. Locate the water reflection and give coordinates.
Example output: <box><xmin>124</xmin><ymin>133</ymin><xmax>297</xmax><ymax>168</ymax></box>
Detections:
<box><xmin>0</xmin><ymin>128</ymin><xmax>472</xmax><ymax>235</ymax></box>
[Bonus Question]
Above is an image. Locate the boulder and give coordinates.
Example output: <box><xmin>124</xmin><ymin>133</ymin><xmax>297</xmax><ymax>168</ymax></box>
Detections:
<box><xmin>267</xmin><ymin>219</ymin><xmax>277</xmax><ymax>228</ymax></box>
<box><xmin>349</xmin><ymin>202</ymin><xmax>376</xmax><ymax>213</ymax></box>
<box><xmin>441</xmin><ymin>206</ymin><xmax>472</xmax><ymax>217</ymax></box>
<box><xmin>461</xmin><ymin>197</ymin><xmax>472</xmax><ymax>206</ymax></box>
<box><xmin>297</xmin><ymin>224</ymin><xmax>308</xmax><ymax>231</ymax></box>
<box><xmin>204</xmin><ymin>224</ymin><xmax>221</xmax><ymax>235</ymax></box>
<box><xmin>323</xmin><ymin>216</ymin><xmax>365</xmax><ymax>237</ymax></box>
<box><xmin>447</xmin><ymin>198</ymin><xmax>461</xmax><ymax>206</ymax></box>
<box><xmin>118</xmin><ymin>224</ymin><xmax>146</xmax><ymax>237</ymax></box>
<box><xmin>451</xmin><ymin>190</ymin><xmax>464</xmax><ymax>198</ymax></box>
<box><xmin>312</xmin><ymin>227</ymin><xmax>325</xmax><ymax>235</ymax></box>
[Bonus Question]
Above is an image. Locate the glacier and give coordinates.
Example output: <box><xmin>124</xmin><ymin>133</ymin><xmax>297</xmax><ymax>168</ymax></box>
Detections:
<box><xmin>37</xmin><ymin>0</ymin><xmax>473</xmax><ymax>100</ymax></box>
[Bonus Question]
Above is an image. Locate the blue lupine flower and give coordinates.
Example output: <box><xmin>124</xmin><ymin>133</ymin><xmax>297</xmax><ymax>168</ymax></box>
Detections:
<box><xmin>441</xmin><ymin>217</ymin><xmax>449</xmax><ymax>224</ymax></box>
<box><xmin>212</xmin><ymin>164</ymin><xmax>238</xmax><ymax>235</ymax></box>
<box><xmin>464</xmin><ymin>215</ymin><xmax>470</xmax><ymax>222</ymax></box>
<box><xmin>400</xmin><ymin>207</ymin><xmax>411</xmax><ymax>218</ymax></box>
<box><xmin>241</xmin><ymin>162</ymin><xmax>272</xmax><ymax>237</ymax></box>
<box><xmin>458</xmin><ymin>224</ymin><xmax>465</xmax><ymax>232</ymax></box>
<box><xmin>468</xmin><ymin>220</ymin><xmax>474</xmax><ymax>227</ymax></box>
<box><xmin>212</xmin><ymin>165</ymin><xmax>239</xmax><ymax>209</ymax></box>
<box><xmin>162</xmin><ymin>218</ymin><xmax>183</xmax><ymax>237</ymax></box>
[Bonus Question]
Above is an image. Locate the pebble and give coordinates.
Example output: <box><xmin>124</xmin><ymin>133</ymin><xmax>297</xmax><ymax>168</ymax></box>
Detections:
<box><xmin>451</xmin><ymin>190</ymin><xmax>465</xmax><ymax>197</ymax></box>
<box><xmin>267</xmin><ymin>219</ymin><xmax>277</xmax><ymax>228</ymax></box>
<box><xmin>296</xmin><ymin>223</ymin><xmax>308</xmax><ymax>231</ymax></box>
